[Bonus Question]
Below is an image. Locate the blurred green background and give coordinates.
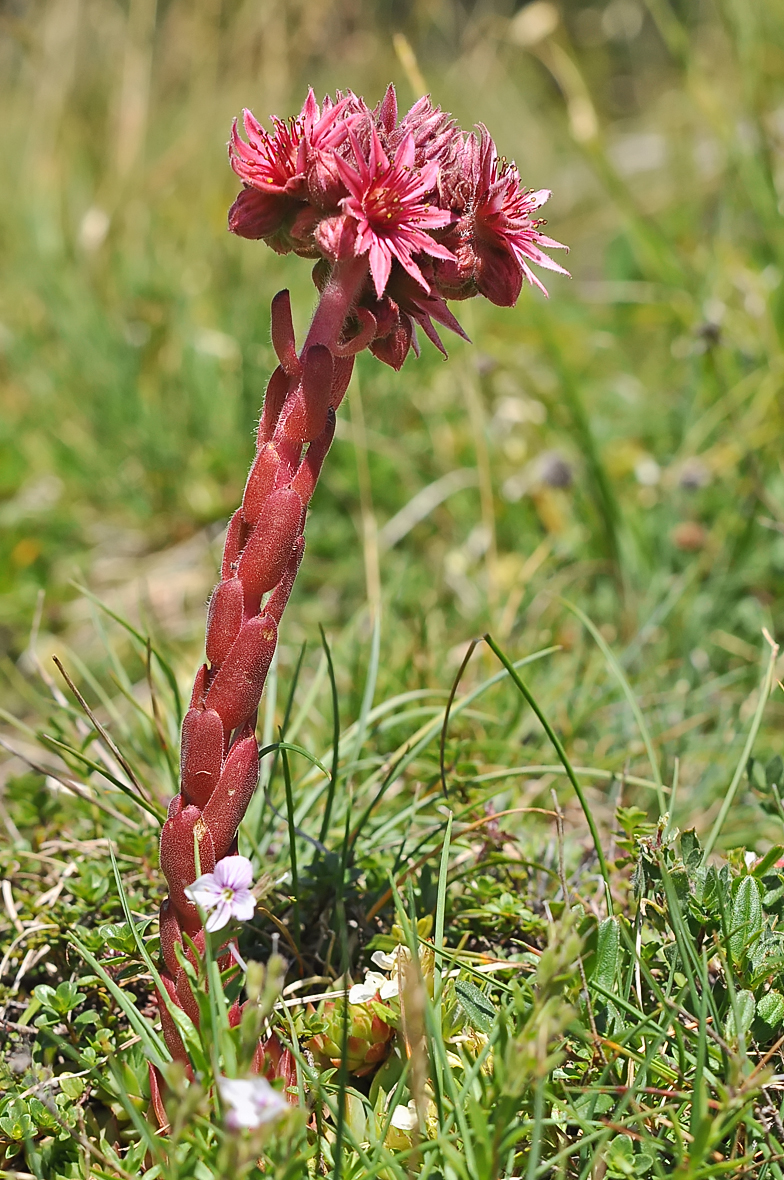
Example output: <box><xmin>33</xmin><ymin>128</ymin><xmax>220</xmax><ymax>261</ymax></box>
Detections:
<box><xmin>2</xmin><ymin>0</ymin><xmax>784</xmax><ymax>847</ymax></box>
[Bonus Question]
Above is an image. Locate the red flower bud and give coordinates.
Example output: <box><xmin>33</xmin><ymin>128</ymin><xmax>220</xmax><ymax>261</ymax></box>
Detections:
<box><xmin>221</xmin><ymin>509</ymin><xmax>247</xmax><ymax>579</ymax></box>
<box><xmin>264</xmin><ymin>535</ymin><xmax>305</xmax><ymax>626</ymax></box>
<box><xmin>175</xmin><ymin>964</ymin><xmax>202</xmax><ymax>1026</ymax></box>
<box><xmin>370</xmin><ymin>315</ymin><xmax>413</xmax><ymax>370</ymax></box>
<box><xmin>236</xmin><ymin>487</ymin><xmax>304</xmax><ymax>602</ymax></box>
<box><xmin>289</xmin><ymin>206</ymin><xmax>321</xmax><ymax>257</ymax></box>
<box><xmin>202</xmin><ymin>732</ymin><xmax>260</xmax><ymax>860</ymax></box>
<box><xmin>205</xmin><ymin>577</ymin><xmax>245</xmax><ymax>668</ymax></box>
<box><xmin>204</xmin><ymin>615</ymin><xmax>278</xmax><ymax>733</ymax></box>
<box><xmin>314</xmin><ymin>214</ymin><xmax>358</xmax><ymax>262</ymax></box>
<box><xmin>279</xmin><ymin>345</ymin><xmax>334</xmax><ymax>442</ymax></box>
<box><xmin>228</xmin><ymin>187</ymin><xmax>295</xmax><ymax>240</ymax></box>
<box><xmin>257</xmin><ymin>366</ymin><xmax>292</xmax><ymax>446</ymax></box>
<box><xmin>242</xmin><ymin>443</ymin><xmax>282</xmax><ymax>526</ymax></box>
<box><xmin>374</xmin><ymin>83</ymin><xmax>398</xmax><ymax>136</ymax></box>
<box><xmin>180</xmin><ymin>707</ymin><xmax>225</xmax><ymax>808</ymax></box>
<box><xmin>159</xmin><ymin>804</ymin><xmax>216</xmax><ymax>930</ymax></box>
<box><xmin>475</xmin><ymin>243</ymin><xmax>523</xmax><ymax>307</ymax></box>
<box><xmin>291</xmin><ymin>410</ymin><xmax>336</xmax><ymax>505</ymax></box>
<box><xmin>306</xmin><ymin>150</ymin><xmax>347</xmax><ymax>210</ymax></box>
<box><xmin>156</xmin><ymin>975</ymin><xmax>188</xmax><ymax>1064</ymax></box>
<box><xmin>331</xmin><ymin>356</ymin><xmax>354</xmax><ymax>409</ymax></box>
<box><xmin>188</xmin><ymin>663</ymin><xmax>209</xmax><ymax>710</ymax></box>
<box><xmin>159</xmin><ymin>898</ymin><xmax>183</xmax><ymax>978</ymax></box>
<box><xmin>270</xmin><ymin>290</ymin><xmax>299</xmax><ymax>377</ymax></box>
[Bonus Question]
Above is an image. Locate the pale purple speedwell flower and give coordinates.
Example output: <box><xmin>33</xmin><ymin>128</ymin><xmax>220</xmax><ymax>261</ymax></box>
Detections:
<box><xmin>218</xmin><ymin>1076</ymin><xmax>288</xmax><ymax>1130</ymax></box>
<box><xmin>184</xmin><ymin>854</ymin><xmax>256</xmax><ymax>933</ymax></box>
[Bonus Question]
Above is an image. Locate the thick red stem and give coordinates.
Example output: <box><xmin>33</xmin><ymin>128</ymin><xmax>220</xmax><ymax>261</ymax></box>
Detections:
<box><xmin>156</xmin><ymin>260</ymin><xmax>368</xmax><ymax>1064</ymax></box>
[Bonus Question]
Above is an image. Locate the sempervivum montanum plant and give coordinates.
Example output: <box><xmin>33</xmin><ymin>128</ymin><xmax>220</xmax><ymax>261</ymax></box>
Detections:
<box><xmin>155</xmin><ymin>83</ymin><xmax>568</xmax><ymax>1092</ymax></box>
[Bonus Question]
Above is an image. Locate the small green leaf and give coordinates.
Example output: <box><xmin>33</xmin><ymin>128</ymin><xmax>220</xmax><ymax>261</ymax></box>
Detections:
<box><xmin>455</xmin><ymin>978</ymin><xmax>496</xmax><ymax>1033</ymax></box>
<box><xmin>59</xmin><ymin>1075</ymin><xmax>85</xmax><ymax>1100</ymax></box>
<box><xmin>681</xmin><ymin>829</ymin><xmax>701</xmax><ymax>870</ymax></box>
<box><xmin>74</xmin><ymin>1010</ymin><xmax>99</xmax><ymax>1028</ymax></box>
<box><xmin>52</xmin><ymin>980</ymin><xmax>84</xmax><ymax>1015</ymax></box>
<box><xmin>729</xmin><ymin>876</ymin><xmax>763</xmax><ymax>963</ymax></box>
<box><xmin>0</xmin><ymin>1112</ymin><xmax>35</xmax><ymax>1140</ymax></box>
<box><xmin>757</xmin><ymin>990</ymin><xmax>784</xmax><ymax>1027</ymax></box>
<box><xmin>724</xmin><ymin>989</ymin><xmax>755</xmax><ymax>1040</ymax></box>
<box><xmin>590</xmin><ymin>917</ymin><xmax>620</xmax><ymax>994</ymax></box>
<box><xmin>766</xmin><ymin>755</ymin><xmax>784</xmax><ymax>789</ymax></box>
<box><xmin>616</xmin><ymin>806</ymin><xmax>650</xmax><ymax>839</ymax></box>
<box><xmin>32</xmin><ymin>984</ymin><xmax>57</xmax><ymax>1011</ymax></box>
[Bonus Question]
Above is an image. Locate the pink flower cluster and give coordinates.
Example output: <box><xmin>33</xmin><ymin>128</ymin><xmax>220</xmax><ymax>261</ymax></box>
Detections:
<box><xmin>229</xmin><ymin>86</ymin><xmax>569</xmax><ymax>369</ymax></box>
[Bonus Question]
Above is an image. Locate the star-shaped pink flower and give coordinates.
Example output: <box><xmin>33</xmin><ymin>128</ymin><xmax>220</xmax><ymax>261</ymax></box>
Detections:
<box><xmin>184</xmin><ymin>855</ymin><xmax>256</xmax><ymax>933</ymax></box>
<box><xmin>472</xmin><ymin>127</ymin><xmax>570</xmax><ymax>301</ymax></box>
<box><xmin>337</xmin><ymin>125</ymin><xmax>456</xmax><ymax>299</ymax></box>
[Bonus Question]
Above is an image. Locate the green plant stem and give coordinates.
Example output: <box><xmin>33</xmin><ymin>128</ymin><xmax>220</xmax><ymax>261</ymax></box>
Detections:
<box><xmin>281</xmin><ymin>744</ymin><xmax>301</xmax><ymax>950</ymax></box>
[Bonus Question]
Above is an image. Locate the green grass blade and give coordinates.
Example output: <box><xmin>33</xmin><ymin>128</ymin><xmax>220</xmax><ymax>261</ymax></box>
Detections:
<box><xmin>39</xmin><ymin>734</ymin><xmax>166</xmax><ymax>822</ymax></box>
<box><xmin>319</xmin><ymin>624</ymin><xmax>341</xmax><ymax>844</ymax></box>
<box><xmin>281</xmin><ymin>743</ymin><xmax>301</xmax><ymax>950</ymax></box>
<box><xmin>68</xmin><ymin>933</ymin><xmax>170</xmax><ymax>1069</ymax></box>
<box><xmin>348</xmin><ymin>605</ymin><xmax>382</xmax><ymax>778</ymax></box>
<box><xmin>561</xmin><ymin>596</ymin><xmax>666</xmax><ymax>814</ymax></box>
<box><xmin>702</xmin><ymin>635</ymin><xmax>778</xmax><ymax>861</ymax></box>
<box><xmin>484</xmin><ymin>632</ymin><xmax>614</xmax><ymax>913</ymax></box>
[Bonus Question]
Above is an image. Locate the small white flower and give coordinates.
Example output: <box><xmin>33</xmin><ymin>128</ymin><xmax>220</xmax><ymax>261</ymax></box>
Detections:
<box><xmin>218</xmin><ymin>1075</ymin><xmax>287</xmax><ymax>1130</ymax></box>
<box><xmin>348</xmin><ymin>970</ymin><xmax>399</xmax><ymax>1004</ymax></box>
<box><xmin>389</xmin><ymin>1100</ymin><xmax>418</xmax><ymax>1131</ymax></box>
<box><xmin>744</xmin><ymin>850</ymin><xmax>758</xmax><ymax>870</ymax></box>
<box><xmin>371</xmin><ymin>948</ymin><xmax>400</xmax><ymax>972</ymax></box>
<box><xmin>184</xmin><ymin>855</ymin><xmax>256</xmax><ymax>933</ymax></box>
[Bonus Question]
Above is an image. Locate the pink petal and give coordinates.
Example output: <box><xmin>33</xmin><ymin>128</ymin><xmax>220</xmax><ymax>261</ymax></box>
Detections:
<box><xmin>368</xmin><ymin>123</ymin><xmax>390</xmax><ymax>174</ymax></box>
<box><xmin>334</xmin><ymin>151</ymin><xmax>363</xmax><ymax>199</ymax></box>
<box><xmin>369</xmin><ymin>240</ymin><xmax>392</xmax><ymax>297</ymax></box>
<box><xmin>534</xmin><ymin>232</ymin><xmax>569</xmax><ymax>252</ymax></box>
<box><xmin>390</xmin><ymin>245</ymin><xmax>429</xmax><ymax>292</ymax></box>
<box><xmin>419</xmin><ymin>236</ymin><xmax>457</xmax><ymax>261</ymax></box>
<box><xmin>184</xmin><ymin>873</ymin><xmax>221</xmax><ymax>908</ymax></box>
<box><xmin>302</xmin><ymin>87</ymin><xmax>319</xmax><ymax>129</ymax></box>
<box><xmin>527</xmin><ymin>188</ymin><xmax>551</xmax><ymax>210</ymax></box>
<box><xmin>214</xmin><ymin>854</ymin><xmax>254</xmax><ymax>892</ymax></box>
<box><xmin>394</xmin><ymin>132</ymin><xmax>415</xmax><ymax>170</ymax></box>
<box><xmin>231</xmin><ymin>891</ymin><xmax>256</xmax><ymax>922</ymax></box>
<box><xmin>520</xmin><ymin>260</ymin><xmax>550</xmax><ymax>297</ymax></box>
<box><xmin>514</xmin><ymin>243</ymin><xmax>571</xmax><ymax>276</ymax></box>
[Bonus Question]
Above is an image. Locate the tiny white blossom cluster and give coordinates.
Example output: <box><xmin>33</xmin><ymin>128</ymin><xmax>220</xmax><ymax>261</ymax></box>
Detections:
<box><xmin>347</xmin><ymin>946</ymin><xmax>409</xmax><ymax>1003</ymax></box>
<box><xmin>218</xmin><ymin>1076</ymin><xmax>287</xmax><ymax>1130</ymax></box>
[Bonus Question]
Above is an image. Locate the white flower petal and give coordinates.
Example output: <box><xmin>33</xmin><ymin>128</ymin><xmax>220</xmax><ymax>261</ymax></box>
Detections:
<box><xmin>390</xmin><ymin>1100</ymin><xmax>418</xmax><ymax>1131</ymax></box>
<box><xmin>184</xmin><ymin>874</ymin><xmax>221</xmax><ymax>908</ymax></box>
<box><xmin>214</xmin><ymin>855</ymin><xmax>254</xmax><ymax>893</ymax></box>
<box><xmin>371</xmin><ymin>949</ymin><xmax>397</xmax><ymax>971</ymax></box>
<box><xmin>349</xmin><ymin>971</ymin><xmax>390</xmax><ymax>1004</ymax></box>
<box><xmin>349</xmin><ymin>981</ymin><xmax>376</xmax><ymax>1003</ymax></box>
<box><xmin>231</xmin><ymin>890</ymin><xmax>256</xmax><ymax>922</ymax></box>
<box><xmin>379</xmin><ymin>979</ymin><xmax>399</xmax><ymax>1000</ymax></box>
<box><xmin>205</xmin><ymin>901</ymin><xmax>233</xmax><ymax>932</ymax></box>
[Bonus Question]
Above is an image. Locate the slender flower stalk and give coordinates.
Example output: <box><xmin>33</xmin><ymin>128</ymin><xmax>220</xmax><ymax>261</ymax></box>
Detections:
<box><xmin>154</xmin><ymin>82</ymin><xmax>568</xmax><ymax>1082</ymax></box>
